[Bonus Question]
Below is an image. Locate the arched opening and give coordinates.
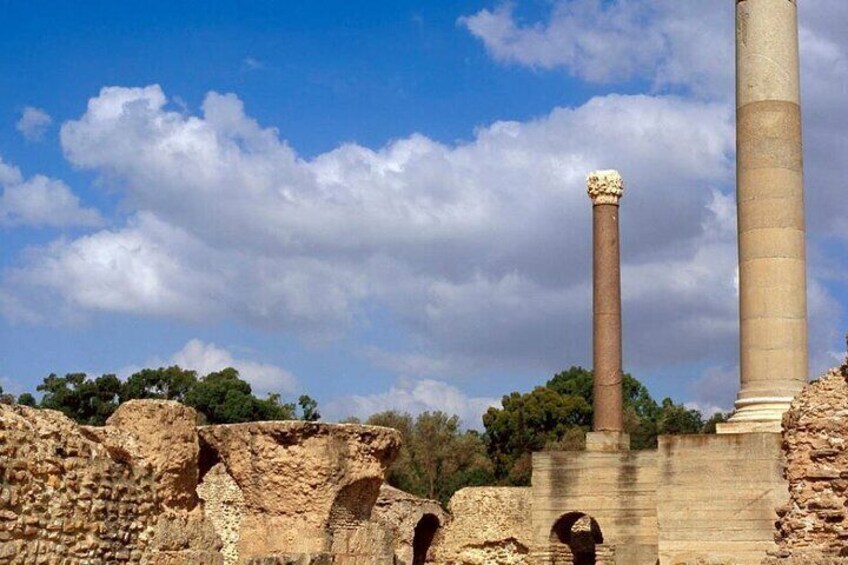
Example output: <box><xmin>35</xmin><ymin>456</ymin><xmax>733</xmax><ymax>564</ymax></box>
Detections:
<box><xmin>328</xmin><ymin>477</ymin><xmax>383</xmax><ymax>531</ymax></box>
<box><xmin>549</xmin><ymin>512</ymin><xmax>603</xmax><ymax>565</ymax></box>
<box><xmin>412</xmin><ymin>513</ymin><xmax>440</xmax><ymax>565</ymax></box>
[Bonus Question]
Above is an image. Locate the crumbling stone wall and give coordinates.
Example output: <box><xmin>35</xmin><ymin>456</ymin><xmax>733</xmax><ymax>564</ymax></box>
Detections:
<box><xmin>198</xmin><ymin>463</ymin><xmax>244</xmax><ymax>565</ymax></box>
<box><xmin>766</xmin><ymin>363</ymin><xmax>848</xmax><ymax>564</ymax></box>
<box><xmin>429</xmin><ymin>487</ymin><xmax>533</xmax><ymax>565</ymax></box>
<box><xmin>0</xmin><ymin>400</ymin><xmax>417</xmax><ymax>564</ymax></box>
<box><xmin>0</xmin><ymin>401</ymin><xmax>222</xmax><ymax>564</ymax></box>
<box><xmin>372</xmin><ymin>485</ymin><xmax>447</xmax><ymax>565</ymax></box>
<box><xmin>198</xmin><ymin>421</ymin><xmax>402</xmax><ymax>563</ymax></box>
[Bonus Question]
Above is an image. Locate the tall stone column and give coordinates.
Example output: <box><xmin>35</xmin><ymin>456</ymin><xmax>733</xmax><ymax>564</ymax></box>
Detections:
<box><xmin>720</xmin><ymin>0</ymin><xmax>807</xmax><ymax>433</ymax></box>
<box><xmin>586</xmin><ymin>170</ymin><xmax>629</xmax><ymax>451</ymax></box>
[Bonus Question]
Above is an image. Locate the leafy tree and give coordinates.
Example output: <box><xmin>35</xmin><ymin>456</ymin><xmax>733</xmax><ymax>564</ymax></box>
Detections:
<box><xmin>483</xmin><ymin>386</ymin><xmax>591</xmax><ymax>484</ymax></box>
<box><xmin>0</xmin><ymin>385</ymin><xmax>15</xmax><ymax>405</ymax></box>
<box><xmin>547</xmin><ymin>367</ymin><xmax>660</xmax><ymax>427</ymax></box>
<box><xmin>366</xmin><ymin>410</ymin><xmax>493</xmax><ymax>505</ymax></box>
<box><xmin>655</xmin><ymin>398</ymin><xmax>704</xmax><ymax>435</ymax></box>
<box><xmin>701</xmin><ymin>411</ymin><xmax>730</xmax><ymax>434</ymax></box>
<box><xmin>298</xmin><ymin>395</ymin><xmax>321</xmax><ymax>421</ymax></box>
<box><xmin>184</xmin><ymin>368</ymin><xmax>295</xmax><ymax>424</ymax></box>
<box><xmin>121</xmin><ymin>366</ymin><xmax>198</xmax><ymax>403</ymax></box>
<box><xmin>485</xmin><ymin>367</ymin><xmax>716</xmax><ymax>480</ymax></box>
<box><xmin>17</xmin><ymin>393</ymin><xmax>36</xmax><ymax>407</ymax></box>
<box><xmin>37</xmin><ymin>373</ymin><xmax>122</xmax><ymax>425</ymax></box>
<box><xmin>366</xmin><ymin>411</ymin><xmax>416</xmax><ymax>492</ymax></box>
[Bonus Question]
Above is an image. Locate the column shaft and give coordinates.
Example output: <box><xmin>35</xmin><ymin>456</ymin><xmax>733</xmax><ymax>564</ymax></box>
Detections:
<box><xmin>727</xmin><ymin>0</ymin><xmax>807</xmax><ymax>428</ymax></box>
<box><xmin>593</xmin><ymin>204</ymin><xmax>623</xmax><ymax>432</ymax></box>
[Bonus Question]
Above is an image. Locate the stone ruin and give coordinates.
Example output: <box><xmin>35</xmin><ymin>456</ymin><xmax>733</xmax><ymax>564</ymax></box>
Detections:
<box><xmin>0</xmin><ymin>399</ymin><xmax>454</xmax><ymax>564</ymax></box>
<box><xmin>764</xmin><ymin>360</ymin><xmax>848</xmax><ymax>564</ymax></box>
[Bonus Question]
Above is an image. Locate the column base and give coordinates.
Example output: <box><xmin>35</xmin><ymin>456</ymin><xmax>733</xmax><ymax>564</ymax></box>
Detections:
<box><xmin>585</xmin><ymin>431</ymin><xmax>630</xmax><ymax>452</ymax></box>
<box><xmin>715</xmin><ymin>396</ymin><xmax>793</xmax><ymax>434</ymax></box>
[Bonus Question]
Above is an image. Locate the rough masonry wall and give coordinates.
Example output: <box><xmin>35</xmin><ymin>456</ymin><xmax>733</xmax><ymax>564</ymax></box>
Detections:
<box><xmin>198</xmin><ymin>421</ymin><xmax>401</xmax><ymax>563</ymax></box>
<box><xmin>0</xmin><ymin>401</ymin><xmax>222</xmax><ymax>564</ymax></box>
<box><xmin>429</xmin><ymin>487</ymin><xmax>532</xmax><ymax>565</ymax></box>
<box><xmin>198</xmin><ymin>463</ymin><xmax>245</xmax><ymax>565</ymax></box>
<box><xmin>371</xmin><ymin>485</ymin><xmax>446</xmax><ymax>565</ymax></box>
<box><xmin>532</xmin><ymin>450</ymin><xmax>657</xmax><ymax>565</ymax></box>
<box><xmin>658</xmin><ymin>433</ymin><xmax>786</xmax><ymax>565</ymax></box>
<box><xmin>766</xmin><ymin>365</ymin><xmax>848</xmax><ymax>563</ymax></box>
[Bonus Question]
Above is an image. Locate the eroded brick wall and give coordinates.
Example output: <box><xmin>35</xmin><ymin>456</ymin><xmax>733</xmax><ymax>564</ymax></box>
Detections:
<box><xmin>0</xmin><ymin>402</ymin><xmax>222</xmax><ymax>564</ymax></box>
<box><xmin>768</xmin><ymin>365</ymin><xmax>848</xmax><ymax>562</ymax></box>
<box><xmin>0</xmin><ymin>405</ymin><xmax>160</xmax><ymax>562</ymax></box>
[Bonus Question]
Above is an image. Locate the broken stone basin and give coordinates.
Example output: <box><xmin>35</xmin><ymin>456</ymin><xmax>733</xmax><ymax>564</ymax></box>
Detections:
<box><xmin>198</xmin><ymin>421</ymin><xmax>401</xmax><ymax>561</ymax></box>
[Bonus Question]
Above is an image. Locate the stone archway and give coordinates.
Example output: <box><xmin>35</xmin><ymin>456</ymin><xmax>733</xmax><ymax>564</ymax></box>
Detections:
<box><xmin>412</xmin><ymin>513</ymin><xmax>440</xmax><ymax>565</ymax></box>
<box><xmin>549</xmin><ymin>512</ymin><xmax>603</xmax><ymax>565</ymax></box>
<box><xmin>328</xmin><ymin>477</ymin><xmax>384</xmax><ymax>531</ymax></box>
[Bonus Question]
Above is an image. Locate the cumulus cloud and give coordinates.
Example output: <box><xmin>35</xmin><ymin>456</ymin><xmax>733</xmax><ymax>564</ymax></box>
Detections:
<box><xmin>459</xmin><ymin>0</ymin><xmax>733</xmax><ymax>97</ymax></box>
<box><xmin>16</xmin><ymin>106</ymin><xmax>53</xmax><ymax>141</ymax></box>
<box><xmin>4</xmin><ymin>0</ymin><xmax>846</xmax><ymax>404</ymax></box>
<box><xmin>0</xmin><ymin>84</ymin><xmax>746</xmax><ymax>382</ymax></box>
<box><xmin>168</xmin><ymin>338</ymin><xmax>297</xmax><ymax>394</ymax></box>
<box><xmin>0</xmin><ymin>156</ymin><xmax>103</xmax><ymax>229</ymax></box>
<box><xmin>323</xmin><ymin>378</ymin><xmax>499</xmax><ymax>429</ymax></box>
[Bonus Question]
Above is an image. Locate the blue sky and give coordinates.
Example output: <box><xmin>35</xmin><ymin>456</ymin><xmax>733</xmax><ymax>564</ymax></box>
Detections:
<box><xmin>1</xmin><ymin>0</ymin><xmax>846</xmax><ymax>426</ymax></box>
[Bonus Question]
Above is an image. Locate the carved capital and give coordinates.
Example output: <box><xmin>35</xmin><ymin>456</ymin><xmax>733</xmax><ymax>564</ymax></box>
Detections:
<box><xmin>587</xmin><ymin>170</ymin><xmax>624</xmax><ymax>205</ymax></box>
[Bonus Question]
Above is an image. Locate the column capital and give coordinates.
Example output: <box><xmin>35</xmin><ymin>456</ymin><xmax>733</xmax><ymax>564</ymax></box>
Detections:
<box><xmin>587</xmin><ymin>170</ymin><xmax>624</xmax><ymax>206</ymax></box>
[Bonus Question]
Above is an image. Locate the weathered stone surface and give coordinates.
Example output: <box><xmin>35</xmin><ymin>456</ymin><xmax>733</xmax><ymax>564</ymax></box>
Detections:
<box><xmin>429</xmin><ymin>487</ymin><xmax>532</xmax><ymax>565</ymax></box>
<box><xmin>198</xmin><ymin>462</ymin><xmax>245</xmax><ymax>565</ymax></box>
<box><xmin>0</xmin><ymin>402</ymin><xmax>221</xmax><ymax>563</ymax></box>
<box><xmin>769</xmin><ymin>363</ymin><xmax>848</xmax><ymax>561</ymax></box>
<box><xmin>372</xmin><ymin>485</ymin><xmax>447</xmax><ymax>565</ymax></box>
<box><xmin>107</xmin><ymin>399</ymin><xmax>202</xmax><ymax>510</ymax></box>
<box><xmin>198</xmin><ymin>421</ymin><xmax>401</xmax><ymax>562</ymax></box>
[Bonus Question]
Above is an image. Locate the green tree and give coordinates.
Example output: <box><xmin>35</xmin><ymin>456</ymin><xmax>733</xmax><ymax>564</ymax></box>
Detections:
<box><xmin>121</xmin><ymin>366</ymin><xmax>198</xmax><ymax>403</ymax></box>
<box><xmin>366</xmin><ymin>410</ymin><xmax>493</xmax><ymax>505</ymax></box>
<box><xmin>483</xmin><ymin>386</ymin><xmax>591</xmax><ymax>484</ymax></box>
<box><xmin>37</xmin><ymin>372</ymin><xmax>122</xmax><ymax>425</ymax></box>
<box><xmin>366</xmin><ymin>411</ymin><xmax>416</xmax><ymax>493</ymax></box>
<box><xmin>701</xmin><ymin>411</ymin><xmax>730</xmax><ymax>434</ymax></box>
<box><xmin>0</xmin><ymin>385</ymin><xmax>15</xmax><ymax>405</ymax></box>
<box><xmin>656</xmin><ymin>398</ymin><xmax>704</xmax><ymax>435</ymax></box>
<box><xmin>298</xmin><ymin>394</ymin><xmax>321</xmax><ymax>421</ymax></box>
<box><xmin>184</xmin><ymin>368</ymin><xmax>295</xmax><ymax>424</ymax></box>
<box><xmin>17</xmin><ymin>393</ymin><xmax>36</xmax><ymax>407</ymax></box>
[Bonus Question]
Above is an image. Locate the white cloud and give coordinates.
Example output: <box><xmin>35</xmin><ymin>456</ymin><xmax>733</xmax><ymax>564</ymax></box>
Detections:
<box><xmin>0</xmin><ymin>84</ymin><xmax>744</xmax><ymax>378</ymax></box>
<box><xmin>459</xmin><ymin>1</ymin><xmax>733</xmax><ymax>98</ymax></box>
<box><xmin>0</xmin><ymin>156</ymin><xmax>103</xmax><ymax>229</ymax></box>
<box><xmin>168</xmin><ymin>338</ymin><xmax>297</xmax><ymax>394</ymax></box>
<box><xmin>242</xmin><ymin>57</ymin><xmax>264</xmax><ymax>71</ymax></box>
<box><xmin>16</xmin><ymin>106</ymin><xmax>53</xmax><ymax>141</ymax></box>
<box><xmin>4</xmin><ymin>0</ymin><xmax>847</xmax><ymax>405</ymax></box>
<box><xmin>324</xmin><ymin>378</ymin><xmax>499</xmax><ymax>430</ymax></box>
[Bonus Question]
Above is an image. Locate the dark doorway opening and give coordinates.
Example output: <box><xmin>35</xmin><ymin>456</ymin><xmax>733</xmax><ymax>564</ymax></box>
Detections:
<box><xmin>412</xmin><ymin>513</ymin><xmax>440</xmax><ymax>565</ymax></box>
<box><xmin>549</xmin><ymin>512</ymin><xmax>603</xmax><ymax>565</ymax></box>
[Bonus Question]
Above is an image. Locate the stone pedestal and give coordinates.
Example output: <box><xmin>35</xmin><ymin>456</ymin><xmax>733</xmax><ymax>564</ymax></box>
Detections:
<box><xmin>585</xmin><ymin>431</ymin><xmax>630</xmax><ymax>453</ymax></box>
<box><xmin>723</xmin><ymin>0</ymin><xmax>808</xmax><ymax>432</ymax></box>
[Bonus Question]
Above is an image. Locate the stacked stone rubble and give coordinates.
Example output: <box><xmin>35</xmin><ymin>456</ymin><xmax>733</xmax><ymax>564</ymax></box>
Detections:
<box><xmin>371</xmin><ymin>485</ymin><xmax>447</xmax><ymax>565</ymax></box>
<box><xmin>0</xmin><ymin>399</ymin><xmax>415</xmax><ymax>564</ymax></box>
<box><xmin>766</xmin><ymin>362</ymin><xmax>848</xmax><ymax>563</ymax></box>
<box><xmin>0</xmin><ymin>401</ymin><xmax>222</xmax><ymax>564</ymax></box>
<box><xmin>428</xmin><ymin>487</ymin><xmax>532</xmax><ymax>565</ymax></box>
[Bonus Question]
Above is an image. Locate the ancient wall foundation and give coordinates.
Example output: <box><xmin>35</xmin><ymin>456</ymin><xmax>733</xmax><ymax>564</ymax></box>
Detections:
<box><xmin>0</xmin><ymin>401</ymin><xmax>416</xmax><ymax>564</ymax></box>
<box><xmin>428</xmin><ymin>487</ymin><xmax>533</xmax><ymax>565</ymax></box>
<box><xmin>766</xmin><ymin>365</ymin><xmax>848</xmax><ymax>563</ymax></box>
<box><xmin>197</xmin><ymin>421</ymin><xmax>401</xmax><ymax>563</ymax></box>
<box><xmin>0</xmin><ymin>401</ymin><xmax>222</xmax><ymax>564</ymax></box>
<box><xmin>657</xmin><ymin>433</ymin><xmax>786</xmax><ymax>565</ymax></box>
<box><xmin>531</xmin><ymin>450</ymin><xmax>657</xmax><ymax>564</ymax></box>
